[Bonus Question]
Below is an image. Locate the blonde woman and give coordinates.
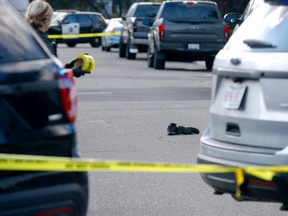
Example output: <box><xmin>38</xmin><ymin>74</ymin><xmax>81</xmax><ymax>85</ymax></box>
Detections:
<box><xmin>25</xmin><ymin>0</ymin><xmax>92</xmax><ymax>77</ymax></box>
<box><xmin>25</xmin><ymin>0</ymin><xmax>57</xmax><ymax>56</ymax></box>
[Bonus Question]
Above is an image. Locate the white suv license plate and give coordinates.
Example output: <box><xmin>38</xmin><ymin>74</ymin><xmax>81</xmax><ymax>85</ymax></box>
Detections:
<box><xmin>188</xmin><ymin>43</ymin><xmax>200</xmax><ymax>50</ymax></box>
<box><xmin>224</xmin><ymin>83</ymin><xmax>247</xmax><ymax>109</ymax></box>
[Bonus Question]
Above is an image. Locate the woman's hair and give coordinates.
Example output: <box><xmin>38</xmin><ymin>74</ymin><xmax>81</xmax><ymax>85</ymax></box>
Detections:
<box><xmin>25</xmin><ymin>0</ymin><xmax>53</xmax><ymax>29</ymax></box>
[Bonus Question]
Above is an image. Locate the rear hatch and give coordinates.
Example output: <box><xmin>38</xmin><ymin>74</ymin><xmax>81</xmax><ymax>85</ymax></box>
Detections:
<box><xmin>160</xmin><ymin>2</ymin><xmax>227</xmax><ymax>44</ymax></box>
<box><xmin>211</xmin><ymin>51</ymin><xmax>288</xmax><ymax>153</ymax></box>
<box><xmin>132</xmin><ymin>4</ymin><xmax>160</xmax><ymax>39</ymax></box>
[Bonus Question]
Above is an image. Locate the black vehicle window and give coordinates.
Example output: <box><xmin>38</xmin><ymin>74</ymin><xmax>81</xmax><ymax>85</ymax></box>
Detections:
<box><xmin>63</xmin><ymin>14</ymin><xmax>77</xmax><ymax>24</ymax></box>
<box><xmin>96</xmin><ymin>15</ymin><xmax>106</xmax><ymax>24</ymax></box>
<box><xmin>226</xmin><ymin>6</ymin><xmax>288</xmax><ymax>51</ymax></box>
<box><xmin>134</xmin><ymin>5</ymin><xmax>160</xmax><ymax>17</ymax></box>
<box><xmin>90</xmin><ymin>15</ymin><xmax>100</xmax><ymax>25</ymax></box>
<box><xmin>0</xmin><ymin>6</ymin><xmax>47</xmax><ymax>63</ymax></box>
<box><xmin>78</xmin><ymin>14</ymin><xmax>91</xmax><ymax>25</ymax></box>
<box><xmin>162</xmin><ymin>3</ymin><xmax>219</xmax><ymax>20</ymax></box>
<box><xmin>90</xmin><ymin>14</ymin><xmax>105</xmax><ymax>26</ymax></box>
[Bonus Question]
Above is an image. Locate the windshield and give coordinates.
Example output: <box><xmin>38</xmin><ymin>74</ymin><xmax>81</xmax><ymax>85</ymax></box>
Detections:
<box><xmin>135</xmin><ymin>5</ymin><xmax>160</xmax><ymax>17</ymax></box>
<box><xmin>226</xmin><ymin>4</ymin><xmax>288</xmax><ymax>51</ymax></box>
<box><xmin>51</xmin><ymin>12</ymin><xmax>68</xmax><ymax>25</ymax></box>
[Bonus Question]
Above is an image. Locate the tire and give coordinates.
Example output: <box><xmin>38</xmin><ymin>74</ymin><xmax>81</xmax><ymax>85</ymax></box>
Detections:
<box><xmin>66</xmin><ymin>42</ymin><xmax>77</xmax><ymax>47</ymax></box>
<box><xmin>205</xmin><ymin>58</ymin><xmax>214</xmax><ymax>71</ymax></box>
<box><xmin>90</xmin><ymin>37</ymin><xmax>101</xmax><ymax>47</ymax></box>
<box><xmin>154</xmin><ymin>48</ymin><xmax>165</xmax><ymax>70</ymax></box>
<box><xmin>126</xmin><ymin>39</ymin><xmax>136</xmax><ymax>60</ymax></box>
<box><xmin>119</xmin><ymin>37</ymin><xmax>126</xmax><ymax>58</ymax></box>
<box><xmin>147</xmin><ymin>46</ymin><xmax>154</xmax><ymax>68</ymax></box>
<box><xmin>105</xmin><ymin>46</ymin><xmax>111</xmax><ymax>52</ymax></box>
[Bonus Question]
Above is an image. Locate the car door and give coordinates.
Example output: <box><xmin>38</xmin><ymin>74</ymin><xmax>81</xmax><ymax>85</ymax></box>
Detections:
<box><xmin>77</xmin><ymin>14</ymin><xmax>92</xmax><ymax>34</ymax></box>
<box><xmin>61</xmin><ymin>14</ymin><xmax>80</xmax><ymax>36</ymax></box>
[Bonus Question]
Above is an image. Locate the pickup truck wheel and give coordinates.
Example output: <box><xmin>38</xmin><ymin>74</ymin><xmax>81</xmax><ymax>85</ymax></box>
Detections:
<box><xmin>119</xmin><ymin>38</ymin><xmax>126</xmax><ymax>58</ymax></box>
<box><xmin>66</xmin><ymin>42</ymin><xmax>77</xmax><ymax>47</ymax></box>
<box><xmin>126</xmin><ymin>40</ymin><xmax>136</xmax><ymax>60</ymax></box>
<box><xmin>147</xmin><ymin>47</ymin><xmax>154</xmax><ymax>68</ymax></box>
<box><xmin>205</xmin><ymin>58</ymin><xmax>214</xmax><ymax>70</ymax></box>
<box><xmin>90</xmin><ymin>38</ymin><xmax>101</xmax><ymax>47</ymax></box>
<box><xmin>154</xmin><ymin>50</ymin><xmax>165</xmax><ymax>70</ymax></box>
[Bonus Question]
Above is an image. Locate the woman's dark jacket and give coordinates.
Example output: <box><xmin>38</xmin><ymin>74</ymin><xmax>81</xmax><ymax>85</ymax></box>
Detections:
<box><xmin>37</xmin><ymin>30</ymin><xmax>57</xmax><ymax>57</ymax></box>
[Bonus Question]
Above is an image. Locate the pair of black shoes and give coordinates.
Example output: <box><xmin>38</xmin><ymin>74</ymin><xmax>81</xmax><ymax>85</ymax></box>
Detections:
<box><xmin>167</xmin><ymin>123</ymin><xmax>200</xmax><ymax>136</ymax></box>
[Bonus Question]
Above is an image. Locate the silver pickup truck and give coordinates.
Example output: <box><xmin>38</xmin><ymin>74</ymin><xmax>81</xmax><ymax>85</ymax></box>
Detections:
<box><xmin>147</xmin><ymin>0</ymin><xmax>230</xmax><ymax>70</ymax></box>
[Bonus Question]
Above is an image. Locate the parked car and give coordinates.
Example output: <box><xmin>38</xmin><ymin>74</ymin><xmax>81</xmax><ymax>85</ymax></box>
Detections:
<box><xmin>197</xmin><ymin>0</ymin><xmax>288</xmax><ymax>210</ymax></box>
<box><xmin>146</xmin><ymin>0</ymin><xmax>230</xmax><ymax>70</ymax></box>
<box><xmin>0</xmin><ymin>1</ymin><xmax>88</xmax><ymax>215</ymax></box>
<box><xmin>224</xmin><ymin>0</ymin><xmax>264</xmax><ymax>34</ymax></box>
<box><xmin>119</xmin><ymin>2</ymin><xmax>161</xmax><ymax>59</ymax></box>
<box><xmin>101</xmin><ymin>18</ymin><xmax>123</xmax><ymax>52</ymax></box>
<box><xmin>48</xmin><ymin>10</ymin><xmax>107</xmax><ymax>47</ymax></box>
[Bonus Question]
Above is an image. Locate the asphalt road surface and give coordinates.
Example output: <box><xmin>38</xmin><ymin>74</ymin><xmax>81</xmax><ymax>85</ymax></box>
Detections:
<box><xmin>57</xmin><ymin>44</ymin><xmax>287</xmax><ymax>216</ymax></box>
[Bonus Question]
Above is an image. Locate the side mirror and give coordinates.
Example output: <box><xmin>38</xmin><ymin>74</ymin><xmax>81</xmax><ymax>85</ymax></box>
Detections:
<box><xmin>224</xmin><ymin>13</ymin><xmax>240</xmax><ymax>24</ymax></box>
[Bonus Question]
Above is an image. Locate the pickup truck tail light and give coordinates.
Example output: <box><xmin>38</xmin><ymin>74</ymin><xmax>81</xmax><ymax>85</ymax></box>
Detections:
<box><xmin>158</xmin><ymin>24</ymin><xmax>165</xmax><ymax>39</ymax></box>
<box><xmin>224</xmin><ymin>25</ymin><xmax>230</xmax><ymax>39</ymax></box>
<box><xmin>58</xmin><ymin>68</ymin><xmax>77</xmax><ymax>123</ymax></box>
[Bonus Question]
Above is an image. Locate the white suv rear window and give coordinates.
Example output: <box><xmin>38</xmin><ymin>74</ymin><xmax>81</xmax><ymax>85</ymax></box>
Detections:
<box><xmin>226</xmin><ymin>5</ymin><xmax>288</xmax><ymax>51</ymax></box>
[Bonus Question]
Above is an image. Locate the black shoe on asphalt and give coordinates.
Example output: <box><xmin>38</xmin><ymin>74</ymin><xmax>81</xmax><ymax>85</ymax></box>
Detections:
<box><xmin>177</xmin><ymin>125</ymin><xmax>199</xmax><ymax>135</ymax></box>
<box><xmin>167</xmin><ymin>123</ymin><xmax>200</xmax><ymax>135</ymax></box>
<box><xmin>167</xmin><ymin>123</ymin><xmax>178</xmax><ymax>135</ymax></box>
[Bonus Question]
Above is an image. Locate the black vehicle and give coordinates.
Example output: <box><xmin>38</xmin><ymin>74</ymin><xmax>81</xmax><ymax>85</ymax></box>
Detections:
<box><xmin>0</xmin><ymin>1</ymin><xmax>88</xmax><ymax>215</ymax></box>
<box><xmin>147</xmin><ymin>0</ymin><xmax>230</xmax><ymax>70</ymax></box>
<box><xmin>48</xmin><ymin>10</ymin><xmax>107</xmax><ymax>47</ymax></box>
<box><xmin>119</xmin><ymin>2</ymin><xmax>161</xmax><ymax>60</ymax></box>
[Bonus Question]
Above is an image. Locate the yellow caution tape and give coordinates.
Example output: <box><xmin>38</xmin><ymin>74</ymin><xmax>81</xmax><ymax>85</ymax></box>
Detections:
<box><xmin>235</xmin><ymin>169</ymin><xmax>244</xmax><ymax>198</ymax></box>
<box><xmin>1</xmin><ymin>153</ymin><xmax>287</xmax><ymax>199</ymax></box>
<box><xmin>0</xmin><ymin>153</ymin><xmax>236</xmax><ymax>173</ymax></box>
<box><xmin>48</xmin><ymin>32</ymin><xmax>120</xmax><ymax>39</ymax></box>
<box><xmin>74</xmin><ymin>53</ymin><xmax>95</xmax><ymax>73</ymax></box>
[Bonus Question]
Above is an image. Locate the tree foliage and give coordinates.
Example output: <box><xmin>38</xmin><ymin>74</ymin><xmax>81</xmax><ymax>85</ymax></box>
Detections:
<box><xmin>47</xmin><ymin>0</ymin><xmax>133</xmax><ymax>18</ymax></box>
<box><xmin>215</xmin><ymin>0</ymin><xmax>249</xmax><ymax>15</ymax></box>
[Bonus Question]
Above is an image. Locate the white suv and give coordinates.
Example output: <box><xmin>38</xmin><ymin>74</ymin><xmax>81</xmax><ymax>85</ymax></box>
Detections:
<box><xmin>197</xmin><ymin>0</ymin><xmax>288</xmax><ymax>210</ymax></box>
